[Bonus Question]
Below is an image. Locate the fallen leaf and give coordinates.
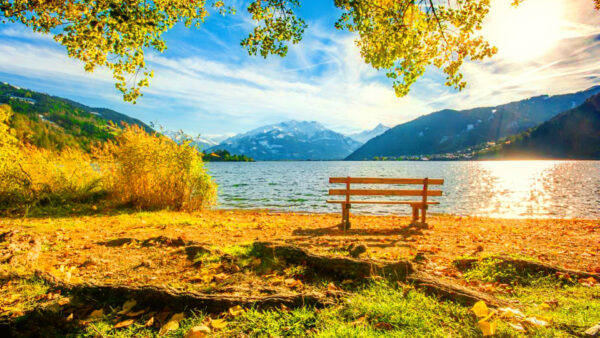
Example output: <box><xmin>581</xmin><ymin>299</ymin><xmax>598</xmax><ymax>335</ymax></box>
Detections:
<box><xmin>114</xmin><ymin>319</ymin><xmax>135</xmax><ymax>329</ymax></box>
<box><xmin>327</xmin><ymin>282</ymin><xmax>339</xmax><ymax>291</ymax></box>
<box><xmin>57</xmin><ymin>297</ymin><xmax>70</xmax><ymax>306</ymax></box>
<box><xmin>525</xmin><ymin>317</ymin><xmax>549</xmax><ymax>327</ymax></box>
<box><xmin>144</xmin><ymin>317</ymin><xmax>154</xmax><ymax>327</ymax></box>
<box><xmin>159</xmin><ymin>320</ymin><xmax>179</xmax><ymax>334</ymax></box>
<box><xmin>126</xmin><ymin>309</ymin><xmax>147</xmax><ymax>317</ymax></box>
<box><xmin>374</xmin><ymin>322</ymin><xmax>393</xmax><ymax>330</ymax></box>
<box><xmin>210</xmin><ymin>318</ymin><xmax>227</xmax><ymax>330</ymax></box>
<box><xmin>499</xmin><ymin>307</ymin><xmax>524</xmax><ymax>318</ymax></box>
<box><xmin>185</xmin><ymin>325</ymin><xmax>211</xmax><ymax>338</ymax></box>
<box><xmin>228</xmin><ymin>305</ymin><xmax>245</xmax><ymax>317</ymax></box>
<box><xmin>477</xmin><ymin>319</ymin><xmax>497</xmax><ymax>336</ymax></box>
<box><xmin>117</xmin><ymin>299</ymin><xmax>137</xmax><ymax>315</ymax></box>
<box><xmin>88</xmin><ymin>309</ymin><xmax>104</xmax><ymax>319</ymax></box>
<box><xmin>6</xmin><ymin>294</ymin><xmax>20</xmax><ymax>304</ymax></box>
<box><xmin>538</xmin><ymin>303</ymin><xmax>551</xmax><ymax>311</ymax></box>
<box><xmin>66</xmin><ymin>313</ymin><xmax>74</xmax><ymax>322</ymax></box>
<box><xmin>472</xmin><ymin>301</ymin><xmax>489</xmax><ymax>318</ymax></box>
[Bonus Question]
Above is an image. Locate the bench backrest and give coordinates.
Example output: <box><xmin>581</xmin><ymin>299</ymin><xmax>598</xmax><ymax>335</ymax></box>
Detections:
<box><xmin>328</xmin><ymin>177</ymin><xmax>444</xmax><ymax>204</ymax></box>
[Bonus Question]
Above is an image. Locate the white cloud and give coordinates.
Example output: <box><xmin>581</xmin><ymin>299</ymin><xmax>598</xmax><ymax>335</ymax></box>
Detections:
<box><xmin>0</xmin><ymin>0</ymin><xmax>599</xmax><ymax>137</ymax></box>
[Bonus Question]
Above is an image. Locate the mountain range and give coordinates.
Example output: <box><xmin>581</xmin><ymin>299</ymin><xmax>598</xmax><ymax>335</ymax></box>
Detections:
<box><xmin>4</xmin><ymin>80</ymin><xmax>600</xmax><ymax>160</ymax></box>
<box><xmin>346</xmin><ymin>86</ymin><xmax>600</xmax><ymax>160</ymax></box>
<box><xmin>207</xmin><ymin>120</ymin><xmax>362</xmax><ymax>160</ymax></box>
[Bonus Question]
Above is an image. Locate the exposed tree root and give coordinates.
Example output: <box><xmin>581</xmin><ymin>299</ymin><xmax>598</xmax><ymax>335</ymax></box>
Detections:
<box><xmin>34</xmin><ymin>271</ymin><xmax>334</xmax><ymax>314</ymax></box>
<box><xmin>407</xmin><ymin>272</ymin><xmax>510</xmax><ymax>307</ymax></box>
<box><xmin>253</xmin><ymin>241</ymin><xmax>414</xmax><ymax>281</ymax></box>
<box><xmin>99</xmin><ymin>235</ymin><xmax>197</xmax><ymax>247</ymax></box>
<box><xmin>453</xmin><ymin>256</ymin><xmax>600</xmax><ymax>280</ymax></box>
<box><xmin>253</xmin><ymin>242</ymin><xmax>509</xmax><ymax>307</ymax></box>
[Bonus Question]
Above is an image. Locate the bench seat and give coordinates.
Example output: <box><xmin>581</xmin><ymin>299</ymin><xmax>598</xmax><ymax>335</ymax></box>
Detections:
<box><xmin>326</xmin><ymin>200</ymin><xmax>440</xmax><ymax>205</ymax></box>
<box><xmin>327</xmin><ymin>177</ymin><xmax>444</xmax><ymax>230</ymax></box>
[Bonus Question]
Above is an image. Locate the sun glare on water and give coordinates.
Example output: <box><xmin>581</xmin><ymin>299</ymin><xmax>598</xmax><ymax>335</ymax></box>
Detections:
<box><xmin>483</xmin><ymin>0</ymin><xmax>565</xmax><ymax>62</ymax></box>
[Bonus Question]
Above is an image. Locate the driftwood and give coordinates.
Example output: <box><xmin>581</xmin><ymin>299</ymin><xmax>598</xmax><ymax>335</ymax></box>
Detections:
<box><xmin>253</xmin><ymin>242</ymin><xmax>509</xmax><ymax>307</ymax></box>
<box><xmin>454</xmin><ymin>256</ymin><xmax>600</xmax><ymax>280</ymax></box>
<box><xmin>35</xmin><ymin>271</ymin><xmax>333</xmax><ymax>314</ymax></box>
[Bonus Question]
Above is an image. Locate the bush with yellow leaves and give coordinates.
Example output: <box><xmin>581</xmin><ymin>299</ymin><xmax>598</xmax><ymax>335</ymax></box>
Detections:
<box><xmin>0</xmin><ymin>105</ymin><xmax>105</xmax><ymax>212</ymax></box>
<box><xmin>0</xmin><ymin>105</ymin><xmax>217</xmax><ymax>214</ymax></box>
<box><xmin>97</xmin><ymin>124</ymin><xmax>217</xmax><ymax>211</ymax></box>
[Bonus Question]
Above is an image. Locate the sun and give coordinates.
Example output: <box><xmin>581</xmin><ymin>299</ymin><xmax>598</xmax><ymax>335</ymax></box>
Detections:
<box><xmin>482</xmin><ymin>0</ymin><xmax>565</xmax><ymax>62</ymax></box>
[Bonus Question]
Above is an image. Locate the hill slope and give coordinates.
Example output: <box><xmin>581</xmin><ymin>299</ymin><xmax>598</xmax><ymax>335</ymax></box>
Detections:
<box><xmin>0</xmin><ymin>81</ymin><xmax>153</xmax><ymax>150</ymax></box>
<box><xmin>346</xmin><ymin>86</ymin><xmax>600</xmax><ymax>160</ymax></box>
<box><xmin>479</xmin><ymin>93</ymin><xmax>600</xmax><ymax>159</ymax></box>
<box><xmin>208</xmin><ymin>120</ymin><xmax>361</xmax><ymax>160</ymax></box>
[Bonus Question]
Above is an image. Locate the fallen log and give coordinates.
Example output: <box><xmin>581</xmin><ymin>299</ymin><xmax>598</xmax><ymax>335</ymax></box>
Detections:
<box><xmin>35</xmin><ymin>271</ymin><xmax>333</xmax><ymax>314</ymax></box>
<box><xmin>253</xmin><ymin>242</ymin><xmax>509</xmax><ymax>307</ymax></box>
<box><xmin>253</xmin><ymin>241</ymin><xmax>414</xmax><ymax>281</ymax></box>
<box><xmin>453</xmin><ymin>256</ymin><xmax>600</xmax><ymax>280</ymax></box>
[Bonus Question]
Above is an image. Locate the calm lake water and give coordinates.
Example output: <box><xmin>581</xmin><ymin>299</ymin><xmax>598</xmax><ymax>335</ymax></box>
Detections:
<box><xmin>205</xmin><ymin>161</ymin><xmax>600</xmax><ymax>219</ymax></box>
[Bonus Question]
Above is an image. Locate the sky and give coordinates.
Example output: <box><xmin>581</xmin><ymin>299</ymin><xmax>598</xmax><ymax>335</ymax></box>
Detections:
<box><xmin>1</xmin><ymin>0</ymin><xmax>600</xmax><ymax>140</ymax></box>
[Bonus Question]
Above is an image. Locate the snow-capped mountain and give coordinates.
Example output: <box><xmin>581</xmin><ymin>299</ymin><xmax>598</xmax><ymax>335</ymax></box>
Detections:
<box><xmin>348</xmin><ymin>123</ymin><xmax>391</xmax><ymax>144</ymax></box>
<box><xmin>207</xmin><ymin>120</ymin><xmax>362</xmax><ymax>160</ymax></box>
<box><xmin>163</xmin><ymin>130</ymin><xmax>219</xmax><ymax>149</ymax></box>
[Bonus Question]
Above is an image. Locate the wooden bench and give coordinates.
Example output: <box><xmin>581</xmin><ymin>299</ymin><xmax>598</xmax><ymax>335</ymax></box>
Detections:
<box><xmin>326</xmin><ymin>177</ymin><xmax>444</xmax><ymax>230</ymax></box>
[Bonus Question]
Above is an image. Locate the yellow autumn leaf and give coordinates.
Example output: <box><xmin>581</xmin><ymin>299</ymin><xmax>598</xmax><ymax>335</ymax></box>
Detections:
<box><xmin>159</xmin><ymin>320</ymin><xmax>180</xmax><ymax>335</ymax></box>
<box><xmin>185</xmin><ymin>325</ymin><xmax>211</xmax><ymax>338</ymax></box>
<box><xmin>471</xmin><ymin>301</ymin><xmax>489</xmax><ymax>318</ymax></box>
<box><xmin>228</xmin><ymin>305</ymin><xmax>245</xmax><ymax>317</ymax></box>
<box><xmin>88</xmin><ymin>309</ymin><xmax>104</xmax><ymax>319</ymax></box>
<box><xmin>538</xmin><ymin>303</ymin><xmax>551</xmax><ymax>310</ymax></box>
<box><xmin>114</xmin><ymin>319</ymin><xmax>135</xmax><ymax>329</ymax></box>
<box><xmin>499</xmin><ymin>307</ymin><xmax>524</xmax><ymax>318</ymax></box>
<box><xmin>126</xmin><ymin>309</ymin><xmax>147</xmax><ymax>317</ymax></box>
<box><xmin>144</xmin><ymin>317</ymin><xmax>154</xmax><ymax>327</ymax></box>
<box><xmin>478</xmin><ymin>319</ymin><xmax>497</xmax><ymax>336</ymax></box>
<box><xmin>210</xmin><ymin>318</ymin><xmax>227</xmax><ymax>329</ymax></box>
<box><xmin>117</xmin><ymin>299</ymin><xmax>137</xmax><ymax>315</ymax></box>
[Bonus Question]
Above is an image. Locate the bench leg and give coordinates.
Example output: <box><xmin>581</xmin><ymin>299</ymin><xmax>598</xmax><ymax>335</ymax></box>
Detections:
<box><xmin>421</xmin><ymin>205</ymin><xmax>427</xmax><ymax>224</ymax></box>
<box><xmin>339</xmin><ymin>203</ymin><xmax>351</xmax><ymax>230</ymax></box>
<box><xmin>411</xmin><ymin>205</ymin><xmax>419</xmax><ymax>223</ymax></box>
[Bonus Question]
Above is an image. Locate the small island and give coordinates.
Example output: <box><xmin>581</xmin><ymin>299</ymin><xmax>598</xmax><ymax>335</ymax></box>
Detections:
<box><xmin>202</xmin><ymin>149</ymin><xmax>254</xmax><ymax>162</ymax></box>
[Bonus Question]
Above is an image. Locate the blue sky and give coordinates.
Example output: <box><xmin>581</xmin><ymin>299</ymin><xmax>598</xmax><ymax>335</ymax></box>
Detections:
<box><xmin>1</xmin><ymin>0</ymin><xmax>600</xmax><ymax>140</ymax></box>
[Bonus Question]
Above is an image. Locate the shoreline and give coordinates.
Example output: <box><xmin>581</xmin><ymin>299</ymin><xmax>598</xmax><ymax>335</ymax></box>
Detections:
<box><xmin>211</xmin><ymin>207</ymin><xmax>600</xmax><ymax>221</ymax></box>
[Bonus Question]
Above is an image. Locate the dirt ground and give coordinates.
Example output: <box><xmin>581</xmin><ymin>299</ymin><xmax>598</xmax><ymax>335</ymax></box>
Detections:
<box><xmin>1</xmin><ymin>209</ymin><xmax>599</xmax><ymax>290</ymax></box>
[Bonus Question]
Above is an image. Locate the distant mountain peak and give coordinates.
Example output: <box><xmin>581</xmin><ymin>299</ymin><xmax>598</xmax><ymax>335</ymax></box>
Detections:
<box><xmin>348</xmin><ymin>123</ymin><xmax>391</xmax><ymax>144</ymax></box>
<box><xmin>209</xmin><ymin>120</ymin><xmax>361</xmax><ymax>160</ymax></box>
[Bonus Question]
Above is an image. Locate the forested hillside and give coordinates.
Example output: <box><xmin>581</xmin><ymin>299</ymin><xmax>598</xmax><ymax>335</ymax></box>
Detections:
<box><xmin>0</xmin><ymin>82</ymin><xmax>153</xmax><ymax>151</ymax></box>
<box><xmin>347</xmin><ymin>86</ymin><xmax>600</xmax><ymax>160</ymax></box>
<box><xmin>479</xmin><ymin>93</ymin><xmax>600</xmax><ymax>159</ymax></box>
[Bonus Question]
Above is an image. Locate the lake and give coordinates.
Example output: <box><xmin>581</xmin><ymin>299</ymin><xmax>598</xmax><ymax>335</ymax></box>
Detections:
<box><xmin>205</xmin><ymin>161</ymin><xmax>600</xmax><ymax>219</ymax></box>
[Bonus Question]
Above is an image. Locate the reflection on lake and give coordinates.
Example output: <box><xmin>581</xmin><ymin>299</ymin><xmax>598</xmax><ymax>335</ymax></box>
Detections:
<box><xmin>205</xmin><ymin>161</ymin><xmax>600</xmax><ymax>219</ymax></box>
